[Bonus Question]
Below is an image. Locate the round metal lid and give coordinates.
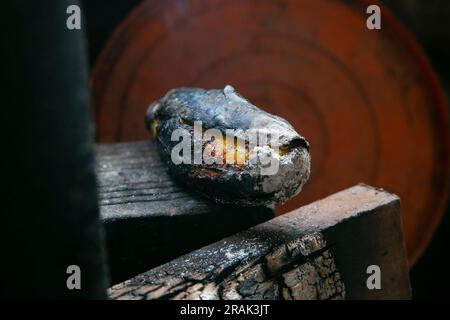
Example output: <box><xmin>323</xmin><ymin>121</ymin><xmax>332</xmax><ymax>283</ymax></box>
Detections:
<box><xmin>92</xmin><ymin>0</ymin><xmax>450</xmax><ymax>265</ymax></box>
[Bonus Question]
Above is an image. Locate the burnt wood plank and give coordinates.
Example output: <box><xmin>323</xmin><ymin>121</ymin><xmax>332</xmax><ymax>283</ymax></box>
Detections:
<box><xmin>109</xmin><ymin>184</ymin><xmax>411</xmax><ymax>300</ymax></box>
<box><xmin>96</xmin><ymin>141</ymin><xmax>274</xmax><ymax>284</ymax></box>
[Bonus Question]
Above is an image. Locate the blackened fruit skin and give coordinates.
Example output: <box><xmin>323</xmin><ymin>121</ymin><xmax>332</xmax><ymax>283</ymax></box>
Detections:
<box><xmin>146</xmin><ymin>85</ymin><xmax>311</xmax><ymax>206</ymax></box>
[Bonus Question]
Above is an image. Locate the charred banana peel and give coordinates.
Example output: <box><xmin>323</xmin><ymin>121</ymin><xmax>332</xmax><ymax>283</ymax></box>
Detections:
<box><xmin>146</xmin><ymin>85</ymin><xmax>311</xmax><ymax>206</ymax></box>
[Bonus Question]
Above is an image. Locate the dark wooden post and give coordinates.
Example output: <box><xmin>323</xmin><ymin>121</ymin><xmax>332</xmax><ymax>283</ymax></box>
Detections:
<box><xmin>2</xmin><ymin>1</ymin><xmax>107</xmax><ymax>298</ymax></box>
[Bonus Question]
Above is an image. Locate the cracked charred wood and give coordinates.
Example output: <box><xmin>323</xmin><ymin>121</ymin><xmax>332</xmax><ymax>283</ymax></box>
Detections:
<box><xmin>96</xmin><ymin>141</ymin><xmax>274</xmax><ymax>284</ymax></box>
<box><xmin>109</xmin><ymin>184</ymin><xmax>411</xmax><ymax>300</ymax></box>
<box><xmin>145</xmin><ymin>85</ymin><xmax>311</xmax><ymax>206</ymax></box>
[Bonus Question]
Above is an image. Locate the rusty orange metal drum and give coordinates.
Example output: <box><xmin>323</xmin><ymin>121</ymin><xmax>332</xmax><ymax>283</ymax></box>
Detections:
<box><xmin>92</xmin><ymin>0</ymin><xmax>450</xmax><ymax>265</ymax></box>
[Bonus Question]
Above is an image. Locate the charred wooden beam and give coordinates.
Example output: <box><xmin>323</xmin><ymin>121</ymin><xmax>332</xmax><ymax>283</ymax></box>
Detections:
<box><xmin>96</xmin><ymin>141</ymin><xmax>274</xmax><ymax>285</ymax></box>
<box><xmin>109</xmin><ymin>184</ymin><xmax>411</xmax><ymax>300</ymax></box>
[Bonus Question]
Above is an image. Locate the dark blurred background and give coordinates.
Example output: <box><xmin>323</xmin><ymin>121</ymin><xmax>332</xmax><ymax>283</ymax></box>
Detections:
<box><xmin>83</xmin><ymin>0</ymin><xmax>450</xmax><ymax>298</ymax></box>
<box><xmin>381</xmin><ymin>0</ymin><xmax>450</xmax><ymax>299</ymax></box>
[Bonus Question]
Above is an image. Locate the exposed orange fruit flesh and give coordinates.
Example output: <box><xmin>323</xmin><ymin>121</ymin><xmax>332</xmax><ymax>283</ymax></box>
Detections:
<box><xmin>204</xmin><ymin>135</ymin><xmax>249</xmax><ymax>165</ymax></box>
<box><xmin>278</xmin><ymin>146</ymin><xmax>291</xmax><ymax>156</ymax></box>
<box><xmin>150</xmin><ymin>118</ymin><xmax>160</xmax><ymax>137</ymax></box>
